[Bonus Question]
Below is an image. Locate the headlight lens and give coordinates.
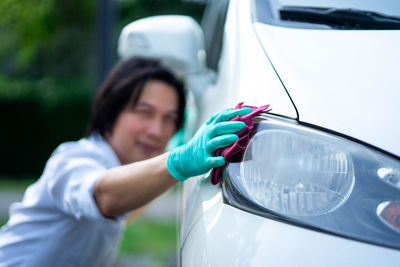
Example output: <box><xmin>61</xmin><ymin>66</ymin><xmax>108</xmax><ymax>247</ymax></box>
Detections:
<box><xmin>241</xmin><ymin>129</ymin><xmax>355</xmax><ymax>216</ymax></box>
<box><xmin>224</xmin><ymin>118</ymin><xmax>400</xmax><ymax>249</ymax></box>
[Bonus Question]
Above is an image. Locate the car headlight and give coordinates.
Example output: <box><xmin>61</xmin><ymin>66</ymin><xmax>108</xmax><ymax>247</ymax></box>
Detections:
<box><xmin>223</xmin><ymin>117</ymin><xmax>400</xmax><ymax>249</ymax></box>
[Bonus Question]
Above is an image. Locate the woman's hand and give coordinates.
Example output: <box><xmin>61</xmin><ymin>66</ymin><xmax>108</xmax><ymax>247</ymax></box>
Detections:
<box><xmin>167</xmin><ymin>108</ymin><xmax>252</xmax><ymax>181</ymax></box>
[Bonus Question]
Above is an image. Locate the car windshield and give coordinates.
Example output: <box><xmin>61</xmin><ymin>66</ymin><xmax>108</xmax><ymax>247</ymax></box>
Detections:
<box><xmin>254</xmin><ymin>0</ymin><xmax>400</xmax><ymax>29</ymax></box>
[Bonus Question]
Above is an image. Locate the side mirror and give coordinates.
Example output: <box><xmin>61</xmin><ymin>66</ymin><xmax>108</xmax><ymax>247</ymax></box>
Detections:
<box><xmin>118</xmin><ymin>15</ymin><xmax>206</xmax><ymax>76</ymax></box>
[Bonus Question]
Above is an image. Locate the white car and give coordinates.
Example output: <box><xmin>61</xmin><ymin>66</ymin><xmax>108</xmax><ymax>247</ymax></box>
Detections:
<box><xmin>118</xmin><ymin>0</ymin><xmax>400</xmax><ymax>265</ymax></box>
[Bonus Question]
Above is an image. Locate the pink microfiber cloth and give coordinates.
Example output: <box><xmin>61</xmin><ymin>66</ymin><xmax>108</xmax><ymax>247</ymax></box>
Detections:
<box><xmin>210</xmin><ymin>102</ymin><xmax>271</xmax><ymax>185</ymax></box>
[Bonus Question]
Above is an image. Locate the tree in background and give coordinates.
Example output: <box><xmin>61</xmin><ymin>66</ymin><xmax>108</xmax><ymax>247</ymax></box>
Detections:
<box><xmin>0</xmin><ymin>0</ymin><xmax>94</xmax><ymax>78</ymax></box>
<box><xmin>0</xmin><ymin>0</ymin><xmax>204</xmax><ymax>79</ymax></box>
<box><xmin>0</xmin><ymin>0</ymin><xmax>205</xmax><ymax>178</ymax></box>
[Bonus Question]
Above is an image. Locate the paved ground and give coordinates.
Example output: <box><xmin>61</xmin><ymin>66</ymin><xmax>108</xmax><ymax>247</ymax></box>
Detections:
<box><xmin>0</xmin><ymin>188</ymin><xmax>179</xmax><ymax>219</ymax></box>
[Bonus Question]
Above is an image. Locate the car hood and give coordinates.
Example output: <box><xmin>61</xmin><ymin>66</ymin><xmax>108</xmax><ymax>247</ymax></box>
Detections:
<box><xmin>254</xmin><ymin>23</ymin><xmax>400</xmax><ymax>157</ymax></box>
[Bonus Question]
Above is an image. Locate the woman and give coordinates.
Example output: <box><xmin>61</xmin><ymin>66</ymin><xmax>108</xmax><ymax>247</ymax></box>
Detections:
<box><xmin>0</xmin><ymin>57</ymin><xmax>251</xmax><ymax>266</ymax></box>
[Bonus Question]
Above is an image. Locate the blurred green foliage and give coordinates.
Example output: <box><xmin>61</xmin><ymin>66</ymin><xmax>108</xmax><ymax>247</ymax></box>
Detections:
<box><xmin>0</xmin><ymin>218</ymin><xmax>7</xmax><ymax>227</ymax></box>
<box><xmin>119</xmin><ymin>0</ymin><xmax>205</xmax><ymax>28</ymax></box>
<box><xmin>0</xmin><ymin>178</ymin><xmax>36</xmax><ymax>189</ymax></box>
<box><xmin>0</xmin><ymin>0</ymin><xmax>205</xmax><ymax>178</ymax></box>
<box><xmin>119</xmin><ymin>218</ymin><xmax>178</xmax><ymax>264</ymax></box>
<box><xmin>0</xmin><ymin>0</ymin><xmax>204</xmax><ymax>78</ymax></box>
<box><xmin>0</xmin><ymin>76</ymin><xmax>92</xmax><ymax>176</ymax></box>
<box><xmin>0</xmin><ymin>0</ymin><xmax>95</xmax><ymax>78</ymax></box>
<box><xmin>0</xmin><ymin>0</ymin><xmax>53</xmax><ymax>74</ymax></box>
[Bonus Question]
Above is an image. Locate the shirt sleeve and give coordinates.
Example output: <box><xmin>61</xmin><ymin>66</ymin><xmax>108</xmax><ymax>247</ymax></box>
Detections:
<box><xmin>46</xmin><ymin>156</ymin><xmax>126</xmax><ymax>221</ymax></box>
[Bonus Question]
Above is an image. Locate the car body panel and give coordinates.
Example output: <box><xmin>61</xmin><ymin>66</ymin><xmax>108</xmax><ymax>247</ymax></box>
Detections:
<box><xmin>198</xmin><ymin>0</ymin><xmax>297</xmax><ymax>125</ymax></box>
<box><xmin>254</xmin><ymin>23</ymin><xmax>400</xmax><ymax>157</ymax></box>
<box><xmin>181</xmin><ymin>178</ymin><xmax>400</xmax><ymax>267</ymax></box>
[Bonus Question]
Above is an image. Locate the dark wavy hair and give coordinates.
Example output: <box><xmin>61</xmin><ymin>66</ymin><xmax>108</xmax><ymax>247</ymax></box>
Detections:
<box><xmin>86</xmin><ymin>57</ymin><xmax>186</xmax><ymax>137</ymax></box>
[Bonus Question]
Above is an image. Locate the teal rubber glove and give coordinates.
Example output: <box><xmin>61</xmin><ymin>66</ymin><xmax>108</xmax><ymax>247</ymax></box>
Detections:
<box><xmin>167</xmin><ymin>108</ymin><xmax>252</xmax><ymax>181</ymax></box>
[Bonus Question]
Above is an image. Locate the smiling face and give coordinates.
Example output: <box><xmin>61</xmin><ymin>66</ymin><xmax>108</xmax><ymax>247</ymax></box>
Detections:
<box><xmin>106</xmin><ymin>80</ymin><xmax>179</xmax><ymax>164</ymax></box>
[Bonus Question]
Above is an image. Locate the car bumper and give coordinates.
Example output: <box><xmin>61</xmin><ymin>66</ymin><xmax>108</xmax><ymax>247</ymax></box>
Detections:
<box><xmin>180</xmin><ymin>179</ymin><xmax>400</xmax><ymax>266</ymax></box>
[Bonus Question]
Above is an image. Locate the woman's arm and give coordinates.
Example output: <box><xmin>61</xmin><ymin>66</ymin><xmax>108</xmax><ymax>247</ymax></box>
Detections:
<box><xmin>94</xmin><ymin>108</ymin><xmax>252</xmax><ymax>218</ymax></box>
<box><xmin>94</xmin><ymin>152</ymin><xmax>176</xmax><ymax>218</ymax></box>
